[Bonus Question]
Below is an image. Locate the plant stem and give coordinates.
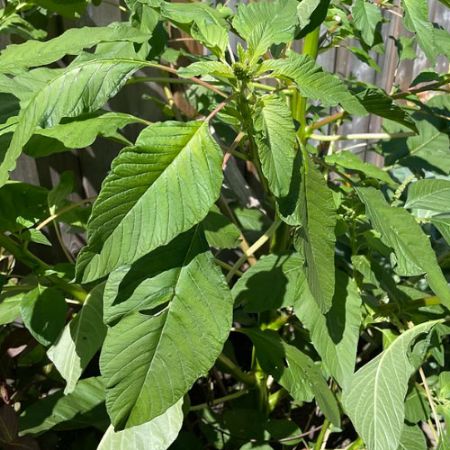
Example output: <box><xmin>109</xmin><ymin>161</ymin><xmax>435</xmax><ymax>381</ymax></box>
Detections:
<box><xmin>309</xmin><ymin>111</ymin><xmax>346</xmax><ymax>130</ymax></box>
<box><xmin>268</xmin><ymin>388</ymin><xmax>288</xmax><ymax>412</ymax></box>
<box><xmin>190</xmin><ymin>389</ymin><xmax>249</xmax><ymax>411</ymax></box>
<box><xmin>214</xmin><ymin>259</ymin><xmax>243</xmax><ymax>277</ymax></box>
<box><xmin>0</xmin><ymin>233</ymin><xmax>49</xmax><ymax>271</ymax></box>
<box><xmin>310</xmin><ymin>131</ymin><xmax>414</xmax><ymax>141</ymax></box>
<box><xmin>216</xmin><ymin>353</ymin><xmax>256</xmax><ymax>385</ymax></box>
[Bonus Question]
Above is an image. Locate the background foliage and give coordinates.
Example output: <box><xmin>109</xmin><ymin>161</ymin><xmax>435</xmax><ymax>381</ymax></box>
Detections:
<box><xmin>0</xmin><ymin>0</ymin><xmax>449</xmax><ymax>449</ymax></box>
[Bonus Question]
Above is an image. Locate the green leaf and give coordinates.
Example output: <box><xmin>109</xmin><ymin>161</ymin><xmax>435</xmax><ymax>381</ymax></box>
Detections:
<box><xmin>31</xmin><ymin>0</ymin><xmax>89</xmax><ymax>18</ymax></box>
<box><xmin>253</xmin><ymin>95</ymin><xmax>297</xmax><ymax>198</ymax></box>
<box><xmin>100</xmin><ymin>228</ymin><xmax>233</xmax><ymax>429</ymax></box>
<box><xmin>432</xmin><ymin>214</ymin><xmax>450</xmax><ymax>245</ymax></box>
<box><xmin>19</xmin><ymin>377</ymin><xmax>107</xmax><ymax>435</ymax></box>
<box><xmin>261</xmin><ymin>52</ymin><xmax>366</xmax><ymax>116</ymax></box>
<box><xmin>78</xmin><ymin>121</ymin><xmax>223</xmax><ymax>283</ymax></box>
<box><xmin>97</xmin><ymin>399</ymin><xmax>184</xmax><ymax>450</ymax></box>
<box><xmin>402</xmin><ymin>0</ymin><xmax>436</xmax><ymax>62</ymax></box>
<box><xmin>357</xmin><ymin>187</ymin><xmax>450</xmax><ymax>308</ymax></box>
<box><xmin>355</xmin><ymin>88</ymin><xmax>417</xmax><ymax>132</ymax></box>
<box><xmin>20</xmin><ymin>286</ymin><xmax>67</xmax><ymax>347</ymax></box>
<box><xmin>244</xmin><ymin>329</ymin><xmax>341</xmax><ymax>427</ymax></box>
<box><xmin>352</xmin><ymin>0</ymin><xmax>382</xmax><ymax>46</ymax></box>
<box><xmin>294</xmin><ymin>270</ymin><xmax>362</xmax><ymax>389</ymax></box>
<box><xmin>297</xmin><ymin>0</ymin><xmax>323</xmax><ymax>29</ymax></box>
<box><xmin>232</xmin><ymin>253</ymin><xmax>303</xmax><ymax>312</ymax></box>
<box><xmin>178</xmin><ymin>61</ymin><xmax>234</xmax><ymax>79</ymax></box>
<box><xmin>397</xmin><ymin>424</ymin><xmax>427</xmax><ymax>450</ymax></box>
<box><xmin>0</xmin><ymin>293</ymin><xmax>22</xmax><ymax>325</ymax></box>
<box><xmin>343</xmin><ymin>321</ymin><xmax>439</xmax><ymax>450</ymax></box>
<box><xmin>0</xmin><ymin>57</ymin><xmax>146</xmax><ymax>187</ymax></box>
<box><xmin>232</xmin><ymin>0</ymin><xmax>298</xmax><ymax>61</ymax></box>
<box><xmin>0</xmin><ymin>23</ymin><xmax>148</xmax><ymax>73</ymax></box>
<box><xmin>202</xmin><ymin>205</ymin><xmax>241</xmax><ymax>249</ymax></box>
<box><xmin>301</xmin><ymin>155</ymin><xmax>337</xmax><ymax>313</ymax></box>
<box><xmin>47</xmin><ymin>284</ymin><xmax>107</xmax><ymax>394</ymax></box>
<box><xmin>405</xmin><ymin>179</ymin><xmax>450</xmax><ymax>213</ymax></box>
<box><xmin>325</xmin><ymin>151</ymin><xmax>397</xmax><ymax>187</ymax></box>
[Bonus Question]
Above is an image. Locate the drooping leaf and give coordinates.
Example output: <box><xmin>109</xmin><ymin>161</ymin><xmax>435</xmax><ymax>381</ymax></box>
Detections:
<box><xmin>244</xmin><ymin>329</ymin><xmax>341</xmax><ymax>427</ymax></box>
<box><xmin>202</xmin><ymin>205</ymin><xmax>241</xmax><ymax>249</ymax></box>
<box><xmin>47</xmin><ymin>284</ymin><xmax>107</xmax><ymax>394</ymax></box>
<box><xmin>232</xmin><ymin>0</ymin><xmax>298</xmax><ymax>61</ymax></box>
<box><xmin>342</xmin><ymin>321</ymin><xmax>439</xmax><ymax>450</ymax></box>
<box><xmin>253</xmin><ymin>95</ymin><xmax>297</xmax><ymax>198</ymax></box>
<box><xmin>432</xmin><ymin>214</ymin><xmax>450</xmax><ymax>245</ymax></box>
<box><xmin>232</xmin><ymin>253</ymin><xmax>303</xmax><ymax>312</ymax></box>
<box><xmin>261</xmin><ymin>52</ymin><xmax>367</xmax><ymax>116</ymax></box>
<box><xmin>97</xmin><ymin>399</ymin><xmax>184</xmax><ymax>450</ymax></box>
<box><xmin>397</xmin><ymin>424</ymin><xmax>427</xmax><ymax>450</ymax></box>
<box><xmin>405</xmin><ymin>179</ymin><xmax>450</xmax><ymax>213</ymax></box>
<box><xmin>0</xmin><ymin>23</ymin><xmax>148</xmax><ymax>73</ymax></box>
<box><xmin>100</xmin><ymin>228</ymin><xmax>233</xmax><ymax>429</ymax></box>
<box><xmin>20</xmin><ymin>286</ymin><xmax>67</xmax><ymax>346</ymax></box>
<box><xmin>352</xmin><ymin>0</ymin><xmax>382</xmax><ymax>46</ymax></box>
<box><xmin>19</xmin><ymin>378</ymin><xmax>107</xmax><ymax>435</ymax></box>
<box><xmin>0</xmin><ymin>57</ymin><xmax>146</xmax><ymax>187</ymax></box>
<box><xmin>294</xmin><ymin>270</ymin><xmax>362</xmax><ymax>389</ymax></box>
<box><xmin>357</xmin><ymin>187</ymin><xmax>450</xmax><ymax>308</ymax></box>
<box><xmin>325</xmin><ymin>151</ymin><xmax>396</xmax><ymax>187</ymax></box>
<box><xmin>301</xmin><ymin>155</ymin><xmax>337</xmax><ymax>313</ymax></box>
<box><xmin>77</xmin><ymin>121</ymin><xmax>223</xmax><ymax>283</ymax></box>
<box><xmin>402</xmin><ymin>0</ymin><xmax>436</xmax><ymax>62</ymax></box>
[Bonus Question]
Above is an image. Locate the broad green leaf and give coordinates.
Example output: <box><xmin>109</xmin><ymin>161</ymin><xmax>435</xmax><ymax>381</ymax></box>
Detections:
<box><xmin>20</xmin><ymin>286</ymin><xmax>67</xmax><ymax>346</ymax></box>
<box><xmin>178</xmin><ymin>61</ymin><xmax>234</xmax><ymax>79</ymax></box>
<box><xmin>405</xmin><ymin>179</ymin><xmax>450</xmax><ymax>213</ymax></box>
<box><xmin>294</xmin><ymin>270</ymin><xmax>362</xmax><ymax>389</ymax></box>
<box><xmin>232</xmin><ymin>253</ymin><xmax>303</xmax><ymax>312</ymax></box>
<box><xmin>160</xmin><ymin>2</ymin><xmax>228</xmax><ymax>56</ymax></box>
<box><xmin>32</xmin><ymin>0</ymin><xmax>89</xmax><ymax>18</ymax></box>
<box><xmin>297</xmin><ymin>0</ymin><xmax>323</xmax><ymax>29</ymax></box>
<box><xmin>404</xmin><ymin>385</ymin><xmax>430</xmax><ymax>423</ymax></box>
<box><xmin>78</xmin><ymin>121</ymin><xmax>223</xmax><ymax>283</ymax></box>
<box><xmin>301</xmin><ymin>155</ymin><xmax>337</xmax><ymax>313</ymax></box>
<box><xmin>325</xmin><ymin>151</ymin><xmax>396</xmax><ymax>187</ymax></box>
<box><xmin>0</xmin><ymin>293</ymin><xmax>22</xmax><ymax>325</ymax></box>
<box><xmin>254</xmin><ymin>95</ymin><xmax>297</xmax><ymax>198</ymax></box>
<box><xmin>342</xmin><ymin>321</ymin><xmax>440</xmax><ymax>450</ymax></box>
<box><xmin>244</xmin><ymin>329</ymin><xmax>341</xmax><ymax>427</ymax></box>
<box><xmin>100</xmin><ymin>228</ymin><xmax>233</xmax><ymax>429</ymax></box>
<box><xmin>0</xmin><ymin>23</ymin><xmax>148</xmax><ymax>73</ymax></box>
<box><xmin>97</xmin><ymin>399</ymin><xmax>183</xmax><ymax>450</ymax></box>
<box><xmin>261</xmin><ymin>52</ymin><xmax>366</xmax><ymax>116</ymax></box>
<box><xmin>47</xmin><ymin>284</ymin><xmax>107</xmax><ymax>394</ymax></box>
<box><xmin>0</xmin><ymin>57</ymin><xmax>146</xmax><ymax>187</ymax></box>
<box><xmin>352</xmin><ymin>0</ymin><xmax>382</xmax><ymax>46</ymax></box>
<box><xmin>357</xmin><ymin>187</ymin><xmax>450</xmax><ymax>308</ymax></box>
<box><xmin>202</xmin><ymin>206</ymin><xmax>241</xmax><ymax>250</ymax></box>
<box><xmin>355</xmin><ymin>88</ymin><xmax>417</xmax><ymax>132</ymax></box>
<box><xmin>432</xmin><ymin>214</ymin><xmax>450</xmax><ymax>245</ymax></box>
<box><xmin>0</xmin><ymin>9</ymin><xmax>46</xmax><ymax>41</ymax></box>
<box><xmin>232</xmin><ymin>0</ymin><xmax>298</xmax><ymax>61</ymax></box>
<box><xmin>402</xmin><ymin>0</ymin><xmax>436</xmax><ymax>62</ymax></box>
<box><xmin>397</xmin><ymin>424</ymin><xmax>427</xmax><ymax>450</ymax></box>
<box><xmin>19</xmin><ymin>377</ymin><xmax>107</xmax><ymax>435</ymax></box>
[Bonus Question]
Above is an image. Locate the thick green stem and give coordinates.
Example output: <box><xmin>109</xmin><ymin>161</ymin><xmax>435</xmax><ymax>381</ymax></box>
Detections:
<box><xmin>313</xmin><ymin>419</ymin><xmax>330</xmax><ymax>450</ymax></box>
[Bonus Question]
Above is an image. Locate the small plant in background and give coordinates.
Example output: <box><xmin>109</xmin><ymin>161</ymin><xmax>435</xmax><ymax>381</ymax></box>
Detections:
<box><xmin>0</xmin><ymin>0</ymin><xmax>449</xmax><ymax>448</ymax></box>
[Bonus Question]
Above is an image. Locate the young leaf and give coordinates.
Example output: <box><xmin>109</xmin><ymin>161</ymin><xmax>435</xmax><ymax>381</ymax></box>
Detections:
<box><xmin>294</xmin><ymin>270</ymin><xmax>362</xmax><ymax>389</ymax></box>
<box><xmin>0</xmin><ymin>23</ymin><xmax>148</xmax><ymax>73</ymax></box>
<box><xmin>232</xmin><ymin>0</ymin><xmax>298</xmax><ymax>60</ymax></box>
<box><xmin>19</xmin><ymin>378</ymin><xmax>107</xmax><ymax>435</ymax></box>
<box><xmin>232</xmin><ymin>253</ymin><xmax>303</xmax><ymax>312</ymax></box>
<box><xmin>405</xmin><ymin>179</ymin><xmax>450</xmax><ymax>213</ymax></box>
<box><xmin>357</xmin><ymin>187</ymin><xmax>450</xmax><ymax>309</ymax></box>
<box><xmin>301</xmin><ymin>155</ymin><xmax>337</xmax><ymax>313</ymax></box>
<box><xmin>100</xmin><ymin>228</ymin><xmax>233</xmax><ymax>429</ymax></box>
<box><xmin>261</xmin><ymin>52</ymin><xmax>367</xmax><ymax>116</ymax></box>
<box><xmin>244</xmin><ymin>329</ymin><xmax>341</xmax><ymax>427</ymax></box>
<box><xmin>0</xmin><ymin>57</ymin><xmax>146</xmax><ymax>187</ymax></box>
<box><xmin>342</xmin><ymin>321</ymin><xmax>440</xmax><ymax>450</ymax></box>
<box><xmin>97</xmin><ymin>399</ymin><xmax>183</xmax><ymax>450</ymax></box>
<box><xmin>253</xmin><ymin>95</ymin><xmax>297</xmax><ymax>198</ymax></box>
<box><xmin>77</xmin><ymin>121</ymin><xmax>223</xmax><ymax>283</ymax></box>
<box><xmin>178</xmin><ymin>61</ymin><xmax>234</xmax><ymax>79</ymax></box>
<box><xmin>352</xmin><ymin>0</ymin><xmax>382</xmax><ymax>46</ymax></box>
<box><xmin>20</xmin><ymin>286</ymin><xmax>67</xmax><ymax>347</ymax></box>
<box><xmin>402</xmin><ymin>0</ymin><xmax>436</xmax><ymax>62</ymax></box>
<box><xmin>47</xmin><ymin>284</ymin><xmax>107</xmax><ymax>394</ymax></box>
